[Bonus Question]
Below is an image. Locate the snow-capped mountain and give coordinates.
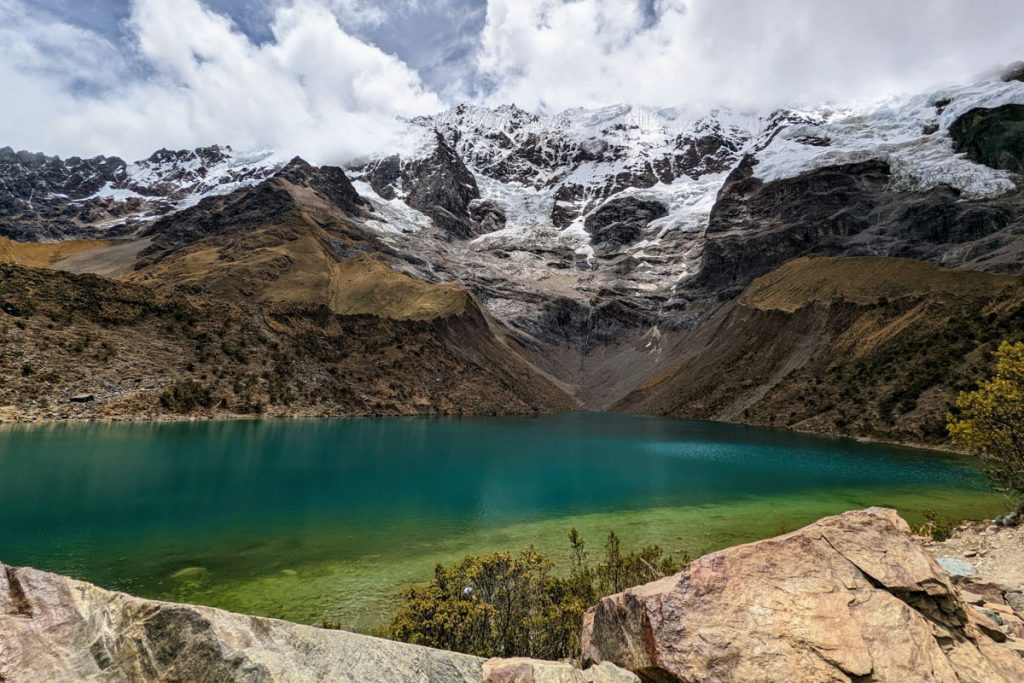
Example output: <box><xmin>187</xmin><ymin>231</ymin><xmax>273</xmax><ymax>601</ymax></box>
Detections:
<box><xmin>337</xmin><ymin>71</ymin><xmax>1024</xmax><ymax>345</ymax></box>
<box><xmin>2</xmin><ymin>69</ymin><xmax>1023</xmax><ymax>353</ymax></box>
<box><xmin>0</xmin><ymin>145</ymin><xmax>281</xmax><ymax>240</ymax></box>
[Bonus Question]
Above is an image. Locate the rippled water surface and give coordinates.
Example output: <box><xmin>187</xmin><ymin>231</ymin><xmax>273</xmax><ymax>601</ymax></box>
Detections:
<box><xmin>0</xmin><ymin>413</ymin><xmax>1005</xmax><ymax>629</ymax></box>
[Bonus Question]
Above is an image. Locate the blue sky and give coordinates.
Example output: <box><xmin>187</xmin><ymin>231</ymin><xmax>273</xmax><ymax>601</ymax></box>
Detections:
<box><xmin>3</xmin><ymin>1</ymin><xmax>1023</xmax><ymax>161</ymax></box>
<box><xmin>31</xmin><ymin>0</ymin><xmax>490</xmax><ymax>98</ymax></box>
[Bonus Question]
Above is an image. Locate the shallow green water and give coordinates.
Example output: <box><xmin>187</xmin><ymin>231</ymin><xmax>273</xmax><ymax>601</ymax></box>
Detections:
<box><xmin>0</xmin><ymin>413</ymin><xmax>1007</xmax><ymax>631</ymax></box>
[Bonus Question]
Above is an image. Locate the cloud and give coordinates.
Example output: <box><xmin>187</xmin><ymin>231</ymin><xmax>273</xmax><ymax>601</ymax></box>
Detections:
<box><xmin>0</xmin><ymin>0</ymin><xmax>442</xmax><ymax>163</ymax></box>
<box><xmin>473</xmin><ymin>0</ymin><xmax>1024</xmax><ymax>112</ymax></box>
<box><xmin>2</xmin><ymin>0</ymin><xmax>1023</xmax><ymax>161</ymax></box>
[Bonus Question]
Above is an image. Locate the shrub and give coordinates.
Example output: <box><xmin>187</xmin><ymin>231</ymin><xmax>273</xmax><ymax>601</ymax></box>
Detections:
<box><xmin>383</xmin><ymin>530</ymin><xmax>684</xmax><ymax>660</ymax></box>
<box><xmin>159</xmin><ymin>380</ymin><xmax>215</xmax><ymax>413</ymax></box>
<box><xmin>917</xmin><ymin>509</ymin><xmax>955</xmax><ymax>541</ymax></box>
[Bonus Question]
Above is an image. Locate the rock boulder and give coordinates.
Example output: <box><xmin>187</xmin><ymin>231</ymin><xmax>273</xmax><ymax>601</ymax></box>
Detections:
<box><xmin>581</xmin><ymin>508</ymin><xmax>1024</xmax><ymax>682</ymax></box>
<box><xmin>0</xmin><ymin>562</ymin><xmax>631</xmax><ymax>682</ymax></box>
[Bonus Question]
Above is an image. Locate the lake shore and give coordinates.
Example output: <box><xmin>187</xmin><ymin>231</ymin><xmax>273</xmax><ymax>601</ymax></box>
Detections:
<box><xmin>0</xmin><ymin>406</ymin><xmax>963</xmax><ymax>457</ymax></box>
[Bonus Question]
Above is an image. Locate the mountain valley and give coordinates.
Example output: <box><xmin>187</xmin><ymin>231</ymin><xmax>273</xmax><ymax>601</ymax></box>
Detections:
<box><xmin>2</xmin><ymin>69</ymin><xmax>1024</xmax><ymax>443</ymax></box>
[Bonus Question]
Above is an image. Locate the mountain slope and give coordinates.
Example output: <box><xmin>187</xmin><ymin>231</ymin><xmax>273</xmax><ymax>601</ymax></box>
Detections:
<box><xmin>0</xmin><ymin>261</ymin><xmax>572</xmax><ymax>421</ymax></box>
<box><xmin>618</xmin><ymin>256</ymin><xmax>1024</xmax><ymax>444</ymax></box>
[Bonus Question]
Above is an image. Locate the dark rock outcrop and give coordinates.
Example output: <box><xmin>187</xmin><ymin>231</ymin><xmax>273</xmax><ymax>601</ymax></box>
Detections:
<box><xmin>469</xmin><ymin>199</ymin><xmax>508</xmax><ymax>234</ymax></box>
<box><xmin>584</xmin><ymin>196</ymin><xmax>668</xmax><ymax>255</ymax></box>
<box><xmin>694</xmin><ymin>157</ymin><xmax>890</xmax><ymax>293</ymax></box>
<box><xmin>0</xmin><ymin>145</ymin><xmax>279</xmax><ymax>241</ymax></box>
<box><xmin>139</xmin><ymin>157</ymin><xmax>367</xmax><ymax>260</ymax></box>
<box><xmin>364</xmin><ymin>134</ymin><xmax>482</xmax><ymax>240</ymax></box>
<box><xmin>274</xmin><ymin>156</ymin><xmax>368</xmax><ymax>215</ymax></box>
<box><xmin>0</xmin><ymin>147</ymin><xmax>133</xmax><ymax>241</ymax></box>
<box><xmin>950</xmin><ymin>104</ymin><xmax>1024</xmax><ymax>175</ymax></box>
<box><xmin>693</xmin><ymin>154</ymin><xmax>1024</xmax><ymax>296</ymax></box>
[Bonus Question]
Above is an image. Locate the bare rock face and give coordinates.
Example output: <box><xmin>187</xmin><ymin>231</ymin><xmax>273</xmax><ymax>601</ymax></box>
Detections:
<box><xmin>583</xmin><ymin>196</ymin><xmax>668</xmax><ymax>256</ymax></box>
<box><xmin>0</xmin><ymin>562</ymin><xmax>484</xmax><ymax>682</ymax></box>
<box><xmin>483</xmin><ymin>658</ymin><xmax>639</xmax><ymax>683</ymax></box>
<box><xmin>581</xmin><ymin>508</ymin><xmax>1024</xmax><ymax>683</ymax></box>
<box><xmin>0</xmin><ymin>562</ymin><xmax>634</xmax><ymax>682</ymax></box>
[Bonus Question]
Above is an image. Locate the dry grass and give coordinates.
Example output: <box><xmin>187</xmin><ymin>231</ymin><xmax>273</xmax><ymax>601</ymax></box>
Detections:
<box><xmin>128</xmin><ymin>218</ymin><xmax>468</xmax><ymax>321</ymax></box>
<box><xmin>327</xmin><ymin>257</ymin><xmax>468</xmax><ymax>321</ymax></box>
<box><xmin>0</xmin><ymin>237</ymin><xmax>117</xmax><ymax>268</ymax></box>
<box><xmin>741</xmin><ymin>256</ymin><xmax>1017</xmax><ymax>313</ymax></box>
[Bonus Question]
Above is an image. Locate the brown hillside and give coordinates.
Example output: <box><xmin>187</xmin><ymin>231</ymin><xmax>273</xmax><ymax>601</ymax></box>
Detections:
<box><xmin>741</xmin><ymin>256</ymin><xmax>1016</xmax><ymax>312</ymax></box>
<box><xmin>0</xmin><ymin>263</ymin><xmax>573</xmax><ymax>422</ymax></box>
<box><xmin>0</xmin><ymin>236</ymin><xmax>116</xmax><ymax>268</ymax></box>
<box><xmin>619</xmin><ymin>256</ymin><xmax>1024</xmax><ymax>445</ymax></box>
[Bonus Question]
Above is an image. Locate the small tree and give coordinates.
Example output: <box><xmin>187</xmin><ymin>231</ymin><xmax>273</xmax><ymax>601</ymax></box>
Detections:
<box><xmin>948</xmin><ymin>341</ymin><xmax>1024</xmax><ymax>511</ymax></box>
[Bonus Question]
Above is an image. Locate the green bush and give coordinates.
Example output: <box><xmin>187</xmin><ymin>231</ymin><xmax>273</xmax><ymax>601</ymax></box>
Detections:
<box><xmin>383</xmin><ymin>529</ymin><xmax>685</xmax><ymax>660</ymax></box>
<box><xmin>917</xmin><ymin>509</ymin><xmax>956</xmax><ymax>541</ymax></box>
<box><xmin>159</xmin><ymin>380</ymin><xmax>215</xmax><ymax>413</ymax></box>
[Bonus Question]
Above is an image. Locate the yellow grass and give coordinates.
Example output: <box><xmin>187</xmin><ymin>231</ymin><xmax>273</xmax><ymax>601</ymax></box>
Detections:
<box><xmin>0</xmin><ymin>237</ymin><xmax>116</xmax><ymax>268</ymax></box>
<box><xmin>741</xmin><ymin>256</ymin><xmax>1016</xmax><ymax>313</ymax></box>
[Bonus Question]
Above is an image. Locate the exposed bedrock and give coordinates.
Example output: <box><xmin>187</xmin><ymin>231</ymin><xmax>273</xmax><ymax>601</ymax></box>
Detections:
<box><xmin>582</xmin><ymin>508</ymin><xmax>1024</xmax><ymax>683</ymax></box>
<box><xmin>137</xmin><ymin>157</ymin><xmax>369</xmax><ymax>261</ymax></box>
<box><xmin>363</xmin><ymin>133</ymin><xmax>482</xmax><ymax>240</ymax></box>
<box><xmin>691</xmin><ymin>154</ymin><xmax>1024</xmax><ymax>297</ymax></box>
<box><xmin>0</xmin><ymin>145</ymin><xmax>278</xmax><ymax>241</ymax></box>
<box><xmin>950</xmin><ymin>104</ymin><xmax>1024</xmax><ymax>175</ymax></box>
<box><xmin>583</xmin><ymin>196</ymin><xmax>668</xmax><ymax>256</ymax></box>
<box><xmin>0</xmin><ymin>561</ymin><xmax>637</xmax><ymax>682</ymax></box>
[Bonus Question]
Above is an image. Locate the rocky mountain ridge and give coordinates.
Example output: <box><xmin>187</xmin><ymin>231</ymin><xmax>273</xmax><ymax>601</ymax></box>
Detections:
<box><xmin>0</xmin><ymin>144</ymin><xmax>279</xmax><ymax>241</ymax></box>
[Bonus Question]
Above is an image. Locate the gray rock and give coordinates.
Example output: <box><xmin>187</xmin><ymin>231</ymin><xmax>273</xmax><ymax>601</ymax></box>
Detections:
<box><xmin>1006</xmin><ymin>591</ymin><xmax>1024</xmax><ymax>615</ymax></box>
<box><xmin>937</xmin><ymin>556</ymin><xmax>977</xmax><ymax>579</ymax></box>
<box><xmin>994</xmin><ymin>511</ymin><xmax>1021</xmax><ymax>527</ymax></box>
<box><xmin>583</xmin><ymin>196</ymin><xmax>668</xmax><ymax>256</ymax></box>
<box><xmin>484</xmin><ymin>659</ymin><xmax>639</xmax><ymax>683</ymax></box>
<box><xmin>950</xmin><ymin>104</ymin><xmax>1024</xmax><ymax>175</ymax></box>
<box><xmin>0</xmin><ymin>561</ymin><xmax>483</xmax><ymax>682</ymax></box>
<box><xmin>69</xmin><ymin>393</ymin><xmax>95</xmax><ymax>403</ymax></box>
<box><xmin>0</xmin><ymin>562</ymin><xmax>638</xmax><ymax>683</ymax></box>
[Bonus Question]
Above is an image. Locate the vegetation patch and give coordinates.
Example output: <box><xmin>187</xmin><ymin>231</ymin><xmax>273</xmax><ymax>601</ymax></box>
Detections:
<box><xmin>383</xmin><ymin>529</ymin><xmax>684</xmax><ymax>660</ymax></box>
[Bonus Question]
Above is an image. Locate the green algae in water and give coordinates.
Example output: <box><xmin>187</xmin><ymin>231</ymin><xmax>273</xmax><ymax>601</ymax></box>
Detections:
<box><xmin>0</xmin><ymin>413</ymin><xmax>1008</xmax><ymax>631</ymax></box>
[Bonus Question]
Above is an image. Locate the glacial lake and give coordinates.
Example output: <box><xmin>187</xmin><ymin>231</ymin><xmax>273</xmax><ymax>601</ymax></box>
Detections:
<box><xmin>0</xmin><ymin>412</ymin><xmax>1007</xmax><ymax>631</ymax></box>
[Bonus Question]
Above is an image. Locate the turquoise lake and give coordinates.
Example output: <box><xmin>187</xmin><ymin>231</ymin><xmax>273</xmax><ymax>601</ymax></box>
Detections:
<box><xmin>0</xmin><ymin>412</ymin><xmax>1006</xmax><ymax>631</ymax></box>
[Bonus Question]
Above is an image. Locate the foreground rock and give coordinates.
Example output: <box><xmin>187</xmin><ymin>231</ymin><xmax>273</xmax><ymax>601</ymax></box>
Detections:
<box><xmin>0</xmin><ymin>563</ymin><xmax>631</xmax><ymax>682</ymax></box>
<box><xmin>582</xmin><ymin>508</ymin><xmax>1024</xmax><ymax>682</ymax></box>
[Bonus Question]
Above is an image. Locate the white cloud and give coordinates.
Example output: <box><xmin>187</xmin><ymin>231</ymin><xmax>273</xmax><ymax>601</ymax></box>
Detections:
<box><xmin>0</xmin><ymin>0</ymin><xmax>442</xmax><ymax>163</ymax></box>
<box><xmin>473</xmin><ymin>0</ymin><xmax>1024</xmax><ymax>112</ymax></box>
<box><xmin>2</xmin><ymin>0</ymin><xmax>1023</xmax><ymax>161</ymax></box>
